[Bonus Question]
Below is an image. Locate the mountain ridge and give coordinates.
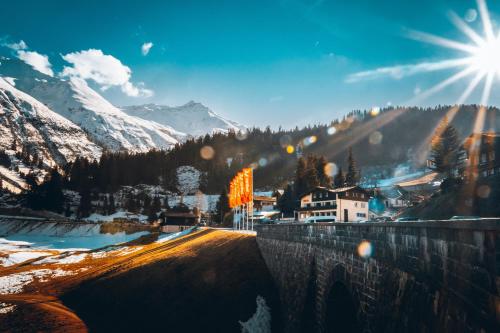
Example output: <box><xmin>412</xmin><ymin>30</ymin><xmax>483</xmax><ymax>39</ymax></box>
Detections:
<box><xmin>121</xmin><ymin>101</ymin><xmax>246</xmax><ymax>137</ymax></box>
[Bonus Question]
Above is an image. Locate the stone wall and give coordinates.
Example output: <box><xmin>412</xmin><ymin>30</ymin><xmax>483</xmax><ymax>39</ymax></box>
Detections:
<box><xmin>256</xmin><ymin>220</ymin><xmax>500</xmax><ymax>333</ymax></box>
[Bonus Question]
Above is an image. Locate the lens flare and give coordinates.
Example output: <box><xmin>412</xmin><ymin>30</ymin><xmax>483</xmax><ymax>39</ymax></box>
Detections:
<box><xmin>236</xmin><ymin>130</ymin><xmax>249</xmax><ymax>141</ymax></box>
<box><xmin>200</xmin><ymin>146</ymin><xmax>215</xmax><ymax>160</ymax></box>
<box><xmin>327</xmin><ymin>126</ymin><xmax>337</xmax><ymax>135</ymax></box>
<box><xmin>370</xmin><ymin>106</ymin><xmax>380</xmax><ymax>116</ymax></box>
<box><xmin>258</xmin><ymin>157</ymin><xmax>268</xmax><ymax>167</ymax></box>
<box><xmin>286</xmin><ymin>145</ymin><xmax>295</xmax><ymax>154</ymax></box>
<box><xmin>324</xmin><ymin>162</ymin><xmax>338</xmax><ymax>177</ymax></box>
<box><xmin>357</xmin><ymin>241</ymin><xmax>373</xmax><ymax>259</ymax></box>
<box><xmin>369</xmin><ymin>131</ymin><xmax>383</xmax><ymax>145</ymax></box>
<box><xmin>303</xmin><ymin>136</ymin><xmax>317</xmax><ymax>146</ymax></box>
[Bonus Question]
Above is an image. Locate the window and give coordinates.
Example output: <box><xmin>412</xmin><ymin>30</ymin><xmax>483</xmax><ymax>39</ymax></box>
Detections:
<box><xmin>356</xmin><ymin>213</ymin><xmax>366</xmax><ymax>217</ymax></box>
<box><xmin>316</xmin><ymin>203</ymin><xmax>321</xmax><ymax>207</ymax></box>
<box><xmin>354</xmin><ymin>202</ymin><xmax>358</xmax><ymax>207</ymax></box>
<box><xmin>361</xmin><ymin>203</ymin><xmax>366</xmax><ymax>208</ymax></box>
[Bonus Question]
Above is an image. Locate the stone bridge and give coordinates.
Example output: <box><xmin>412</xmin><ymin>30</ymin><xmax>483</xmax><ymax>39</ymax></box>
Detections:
<box><xmin>255</xmin><ymin>220</ymin><xmax>500</xmax><ymax>333</ymax></box>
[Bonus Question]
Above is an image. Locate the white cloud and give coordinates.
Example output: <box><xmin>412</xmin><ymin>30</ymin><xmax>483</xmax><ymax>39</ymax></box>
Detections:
<box><xmin>141</xmin><ymin>42</ymin><xmax>154</xmax><ymax>56</ymax></box>
<box><xmin>2</xmin><ymin>40</ymin><xmax>54</xmax><ymax>77</ymax></box>
<box><xmin>6</xmin><ymin>40</ymin><xmax>27</xmax><ymax>51</ymax></box>
<box><xmin>345</xmin><ymin>58</ymin><xmax>470</xmax><ymax>83</ymax></box>
<box><xmin>17</xmin><ymin>50</ymin><xmax>54</xmax><ymax>77</ymax></box>
<box><xmin>61</xmin><ymin>49</ymin><xmax>153</xmax><ymax>97</ymax></box>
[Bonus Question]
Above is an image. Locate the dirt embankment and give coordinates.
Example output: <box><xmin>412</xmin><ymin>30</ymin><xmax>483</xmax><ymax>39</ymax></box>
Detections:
<box><xmin>99</xmin><ymin>221</ymin><xmax>158</xmax><ymax>235</ymax></box>
<box><xmin>0</xmin><ymin>229</ymin><xmax>281</xmax><ymax>333</ymax></box>
<box><xmin>62</xmin><ymin>230</ymin><xmax>282</xmax><ymax>333</ymax></box>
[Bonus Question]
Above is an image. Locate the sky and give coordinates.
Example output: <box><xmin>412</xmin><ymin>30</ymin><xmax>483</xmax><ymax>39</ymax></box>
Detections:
<box><xmin>1</xmin><ymin>0</ymin><xmax>500</xmax><ymax>128</ymax></box>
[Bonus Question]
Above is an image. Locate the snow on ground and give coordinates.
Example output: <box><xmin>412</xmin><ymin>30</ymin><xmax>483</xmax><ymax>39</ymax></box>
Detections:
<box><xmin>156</xmin><ymin>227</ymin><xmax>195</xmax><ymax>243</ymax></box>
<box><xmin>90</xmin><ymin>246</ymin><xmax>143</xmax><ymax>259</ymax></box>
<box><xmin>0</xmin><ymin>302</ymin><xmax>16</xmax><ymax>314</ymax></box>
<box><xmin>0</xmin><ymin>165</ymin><xmax>27</xmax><ymax>193</ymax></box>
<box><xmin>168</xmin><ymin>194</ymin><xmax>219</xmax><ymax>212</ymax></box>
<box><xmin>0</xmin><ymin>251</ymin><xmax>52</xmax><ymax>267</ymax></box>
<box><xmin>33</xmin><ymin>252</ymin><xmax>87</xmax><ymax>265</ymax></box>
<box><xmin>0</xmin><ymin>268</ymin><xmax>77</xmax><ymax>294</ymax></box>
<box><xmin>0</xmin><ymin>237</ymin><xmax>33</xmax><ymax>250</ymax></box>
<box><xmin>85</xmin><ymin>211</ymin><xmax>148</xmax><ymax>223</ymax></box>
<box><xmin>0</xmin><ymin>238</ymin><xmax>55</xmax><ymax>267</ymax></box>
<box><xmin>239</xmin><ymin>296</ymin><xmax>272</xmax><ymax>333</ymax></box>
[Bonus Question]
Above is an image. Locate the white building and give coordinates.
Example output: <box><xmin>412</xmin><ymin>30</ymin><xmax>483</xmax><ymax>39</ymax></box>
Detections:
<box><xmin>295</xmin><ymin>186</ymin><xmax>369</xmax><ymax>222</ymax></box>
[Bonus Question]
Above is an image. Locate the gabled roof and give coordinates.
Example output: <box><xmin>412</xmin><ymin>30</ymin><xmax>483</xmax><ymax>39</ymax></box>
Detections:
<box><xmin>299</xmin><ymin>185</ymin><xmax>364</xmax><ymax>199</ymax></box>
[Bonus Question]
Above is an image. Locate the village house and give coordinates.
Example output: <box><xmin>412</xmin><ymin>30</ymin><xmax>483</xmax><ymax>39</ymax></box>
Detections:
<box><xmin>295</xmin><ymin>186</ymin><xmax>369</xmax><ymax>222</ymax></box>
<box><xmin>463</xmin><ymin>132</ymin><xmax>500</xmax><ymax>178</ymax></box>
<box><xmin>253</xmin><ymin>195</ymin><xmax>277</xmax><ymax>212</ymax></box>
<box><xmin>159</xmin><ymin>205</ymin><xmax>200</xmax><ymax>232</ymax></box>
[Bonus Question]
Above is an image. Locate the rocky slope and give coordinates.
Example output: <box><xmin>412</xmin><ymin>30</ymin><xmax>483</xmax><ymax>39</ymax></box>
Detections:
<box><xmin>0</xmin><ymin>57</ymin><xmax>184</xmax><ymax>152</ymax></box>
<box><xmin>0</xmin><ymin>77</ymin><xmax>101</xmax><ymax>166</ymax></box>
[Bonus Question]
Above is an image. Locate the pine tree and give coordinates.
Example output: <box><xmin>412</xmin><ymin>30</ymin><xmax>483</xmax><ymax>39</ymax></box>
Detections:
<box><xmin>163</xmin><ymin>196</ymin><xmax>171</xmax><ymax>210</ymax></box>
<box><xmin>345</xmin><ymin>147</ymin><xmax>359</xmax><ymax>186</ymax></box>
<box><xmin>294</xmin><ymin>157</ymin><xmax>308</xmax><ymax>197</ymax></box>
<box><xmin>64</xmin><ymin>203</ymin><xmax>72</xmax><ymax>217</ymax></box>
<box><xmin>143</xmin><ymin>194</ymin><xmax>152</xmax><ymax>214</ymax></box>
<box><xmin>43</xmin><ymin>168</ymin><xmax>65</xmax><ymax>213</ymax></box>
<box><xmin>102</xmin><ymin>195</ymin><xmax>109</xmax><ymax>215</ymax></box>
<box><xmin>152</xmin><ymin>196</ymin><xmax>162</xmax><ymax>213</ymax></box>
<box><xmin>430</xmin><ymin>119</ymin><xmax>462</xmax><ymax>178</ymax></box>
<box><xmin>78</xmin><ymin>186</ymin><xmax>92</xmax><ymax>218</ymax></box>
<box><xmin>316</xmin><ymin>155</ymin><xmax>331</xmax><ymax>188</ymax></box>
<box><xmin>305</xmin><ymin>154</ymin><xmax>320</xmax><ymax>191</ymax></box>
<box><xmin>333</xmin><ymin>167</ymin><xmax>345</xmax><ymax>188</ymax></box>
<box><xmin>108</xmin><ymin>193</ymin><xmax>116</xmax><ymax>215</ymax></box>
<box><xmin>277</xmin><ymin>183</ymin><xmax>296</xmax><ymax>217</ymax></box>
<box><xmin>214</xmin><ymin>188</ymin><xmax>230</xmax><ymax>224</ymax></box>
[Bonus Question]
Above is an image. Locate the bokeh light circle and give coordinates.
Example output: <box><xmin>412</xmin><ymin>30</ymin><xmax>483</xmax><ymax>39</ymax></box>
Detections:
<box><xmin>200</xmin><ymin>145</ymin><xmax>215</xmax><ymax>160</ymax></box>
<box><xmin>324</xmin><ymin>162</ymin><xmax>338</xmax><ymax>177</ymax></box>
<box><xmin>369</xmin><ymin>131</ymin><xmax>383</xmax><ymax>145</ymax></box>
<box><xmin>357</xmin><ymin>240</ymin><xmax>373</xmax><ymax>259</ymax></box>
<box><xmin>327</xmin><ymin>126</ymin><xmax>337</xmax><ymax>135</ymax></box>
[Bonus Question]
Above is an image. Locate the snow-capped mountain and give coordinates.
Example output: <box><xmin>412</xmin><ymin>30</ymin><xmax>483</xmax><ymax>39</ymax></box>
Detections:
<box><xmin>121</xmin><ymin>101</ymin><xmax>246</xmax><ymax>137</ymax></box>
<box><xmin>0</xmin><ymin>77</ymin><xmax>102</xmax><ymax>165</ymax></box>
<box><xmin>0</xmin><ymin>57</ymin><xmax>185</xmax><ymax>152</ymax></box>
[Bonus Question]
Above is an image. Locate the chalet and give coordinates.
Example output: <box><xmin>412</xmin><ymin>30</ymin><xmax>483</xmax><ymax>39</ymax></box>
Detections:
<box><xmin>295</xmin><ymin>186</ymin><xmax>369</xmax><ymax>222</ymax></box>
<box><xmin>253</xmin><ymin>195</ymin><xmax>277</xmax><ymax>212</ymax></box>
<box><xmin>160</xmin><ymin>204</ymin><xmax>200</xmax><ymax>230</ymax></box>
<box><xmin>463</xmin><ymin>132</ymin><xmax>500</xmax><ymax>178</ymax></box>
<box><xmin>379</xmin><ymin>186</ymin><xmax>423</xmax><ymax>209</ymax></box>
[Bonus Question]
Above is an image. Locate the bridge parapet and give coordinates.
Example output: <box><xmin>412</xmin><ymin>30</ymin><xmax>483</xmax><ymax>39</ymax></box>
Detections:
<box><xmin>256</xmin><ymin>220</ymin><xmax>500</xmax><ymax>332</ymax></box>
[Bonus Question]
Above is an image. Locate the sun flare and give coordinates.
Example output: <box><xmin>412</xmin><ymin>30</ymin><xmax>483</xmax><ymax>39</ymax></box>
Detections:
<box><xmin>405</xmin><ymin>0</ymin><xmax>500</xmax><ymax>106</ymax></box>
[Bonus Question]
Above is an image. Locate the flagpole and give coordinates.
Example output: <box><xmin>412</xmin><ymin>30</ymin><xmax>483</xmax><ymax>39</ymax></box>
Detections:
<box><xmin>250</xmin><ymin>168</ymin><xmax>254</xmax><ymax>231</ymax></box>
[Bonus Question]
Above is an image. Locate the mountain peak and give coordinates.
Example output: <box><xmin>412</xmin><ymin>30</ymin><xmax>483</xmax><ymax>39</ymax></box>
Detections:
<box><xmin>122</xmin><ymin>102</ymin><xmax>245</xmax><ymax>137</ymax></box>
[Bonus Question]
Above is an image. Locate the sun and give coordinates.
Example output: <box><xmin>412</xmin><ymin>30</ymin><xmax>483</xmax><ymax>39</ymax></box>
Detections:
<box><xmin>404</xmin><ymin>0</ymin><xmax>500</xmax><ymax>107</ymax></box>
<box><xmin>469</xmin><ymin>34</ymin><xmax>500</xmax><ymax>75</ymax></box>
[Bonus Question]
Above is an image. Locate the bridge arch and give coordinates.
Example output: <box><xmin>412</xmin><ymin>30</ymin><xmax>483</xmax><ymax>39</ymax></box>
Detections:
<box><xmin>256</xmin><ymin>221</ymin><xmax>500</xmax><ymax>332</ymax></box>
<box><xmin>300</xmin><ymin>260</ymin><xmax>318</xmax><ymax>333</ymax></box>
<box><xmin>324</xmin><ymin>264</ymin><xmax>361</xmax><ymax>333</ymax></box>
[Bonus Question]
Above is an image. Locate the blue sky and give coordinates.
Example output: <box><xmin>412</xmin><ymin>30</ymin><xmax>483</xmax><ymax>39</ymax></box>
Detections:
<box><xmin>2</xmin><ymin>0</ymin><xmax>500</xmax><ymax>128</ymax></box>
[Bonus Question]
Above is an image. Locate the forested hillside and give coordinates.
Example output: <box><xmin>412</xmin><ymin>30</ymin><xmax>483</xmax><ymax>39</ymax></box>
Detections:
<box><xmin>59</xmin><ymin>104</ymin><xmax>500</xmax><ymax>195</ymax></box>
